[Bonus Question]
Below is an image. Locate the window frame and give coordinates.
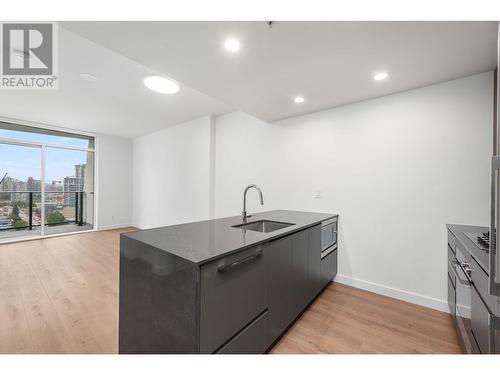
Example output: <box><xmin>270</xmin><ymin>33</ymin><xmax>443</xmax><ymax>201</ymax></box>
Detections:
<box><xmin>0</xmin><ymin>116</ymin><xmax>98</xmax><ymax>243</ymax></box>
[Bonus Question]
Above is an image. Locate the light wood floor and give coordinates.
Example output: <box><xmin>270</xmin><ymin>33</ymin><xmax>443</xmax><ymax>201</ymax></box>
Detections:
<box><xmin>271</xmin><ymin>282</ymin><xmax>461</xmax><ymax>354</ymax></box>
<box><xmin>0</xmin><ymin>228</ymin><xmax>461</xmax><ymax>354</ymax></box>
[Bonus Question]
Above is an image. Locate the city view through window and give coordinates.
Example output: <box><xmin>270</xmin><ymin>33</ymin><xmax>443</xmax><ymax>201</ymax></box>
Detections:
<box><xmin>0</xmin><ymin>123</ymin><xmax>94</xmax><ymax>240</ymax></box>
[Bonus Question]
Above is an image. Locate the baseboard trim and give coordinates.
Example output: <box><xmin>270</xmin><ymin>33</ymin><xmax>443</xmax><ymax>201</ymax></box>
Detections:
<box><xmin>97</xmin><ymin>223</ymin><xmax>133</xmax><ymax>231</ymax></box>
<box><xmin>334</xmin><ymin>274</ymin><xmax>450</xmax><ymax>313</ymax></box>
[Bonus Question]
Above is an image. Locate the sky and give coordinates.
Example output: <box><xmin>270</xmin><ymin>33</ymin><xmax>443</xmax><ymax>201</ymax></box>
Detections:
<box><xmin>0</xmin><ymin>129</ymin><xmax>92</xmax><ymax>182</ymax></box>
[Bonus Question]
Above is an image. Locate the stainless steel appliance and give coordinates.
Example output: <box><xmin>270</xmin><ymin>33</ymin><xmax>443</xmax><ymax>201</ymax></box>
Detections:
<box><xmin>486</xmin><ymin>22</ymin><xmax>500</xmax><ymax>353</ymax></box>
<box><xmin>448</xmin><ymin>224</ymin><xmax>499</xmax><ymax>353</ymax></box>
<box><xmin>321</xmin><ymin>217</ymin><xmax>337</xmax><ymax>259</ymax></box>
<box><xmin>465</xmin><ymin>231</ymin><xmax>490</xmax><ymax>253</ymax></box>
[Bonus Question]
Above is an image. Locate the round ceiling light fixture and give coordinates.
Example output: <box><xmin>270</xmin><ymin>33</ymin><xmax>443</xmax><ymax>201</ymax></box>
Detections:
<box><xmin>373</xmin><ymin>72</ymin><xmax>389</xmax><ymax>81</ymax></box>
<box><xmin>144</xmin><ymin>76</ymin><xmax>180</xmax><ymax>94</ymax></box>
<box><xmin>224</xmin><ymin>38</ymin><xmax>241</xmax><ymax>53</ymax></box>
<box><xmin>294</xmin><ymin>96</ymin><xmax>305</xmax><ymax>103</ymax></box>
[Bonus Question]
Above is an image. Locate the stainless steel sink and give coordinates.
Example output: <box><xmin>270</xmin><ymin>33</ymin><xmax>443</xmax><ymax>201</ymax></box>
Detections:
<box><xmin>232</xmin><ymin>220</ymin><xmax>294</xmax><ymax>233</ymax></box>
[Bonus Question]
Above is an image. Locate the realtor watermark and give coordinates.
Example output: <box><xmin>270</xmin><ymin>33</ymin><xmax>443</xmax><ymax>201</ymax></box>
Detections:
<box><xmin>0</xmin><ymin>22</ymin><xmax>58</xmax><ymax>89</ymax></box>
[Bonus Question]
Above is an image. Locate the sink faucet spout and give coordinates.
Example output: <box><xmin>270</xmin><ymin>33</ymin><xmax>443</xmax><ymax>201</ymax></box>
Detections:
<box><xmin>242</xmin><ymin>184</ymin><xmax>264</xmax><ymax>221</ymax></box>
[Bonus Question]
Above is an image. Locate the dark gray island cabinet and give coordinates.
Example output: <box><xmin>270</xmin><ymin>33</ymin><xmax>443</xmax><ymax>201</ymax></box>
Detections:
<box><xmin>119</xmin><ymin>210</ymin><xmax>338</xmax><ymax>354</ymax></box>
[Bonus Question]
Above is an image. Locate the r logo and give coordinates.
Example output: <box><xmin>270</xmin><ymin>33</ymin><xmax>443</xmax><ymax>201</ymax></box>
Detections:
<box><xmin>2</xmin><ymin>23</ymin><xmax>53</xmax><ymax>75</ymax></box>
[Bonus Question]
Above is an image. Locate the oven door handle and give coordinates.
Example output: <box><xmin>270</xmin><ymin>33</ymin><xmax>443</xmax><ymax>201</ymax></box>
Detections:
<box><xmin>490</xmin><ymin>156</ymin><xmax>500</xmax><ymax>296</ymax></box>
<box><xmin>451</xmin><ymin>260</ymin><xmax>471</xmax><ymax>286</ymax></box>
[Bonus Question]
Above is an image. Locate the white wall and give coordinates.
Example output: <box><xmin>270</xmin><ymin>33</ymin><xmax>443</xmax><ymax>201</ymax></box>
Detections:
<box><xmin>97</xmin><ymin>134</ymin><xmax>133</xmax><ymax>229</ymax></box>
<box><xmin>214</xmin><ymin>72</ymin><xmax>493</xmax><ymax>311</ymax></box>
<box><xmin>132</xmin><ymin>116</ymin><xmax>214</xmax><ymax>229</ymax></box>
<box><xmin>129</xmin><ymin>72</ymin><xmax>492</xmax><ymax>311</ymax></box>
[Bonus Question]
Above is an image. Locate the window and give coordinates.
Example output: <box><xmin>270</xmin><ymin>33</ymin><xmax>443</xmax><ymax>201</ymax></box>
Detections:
<box><xmin>0</xmin><ymin>121</ymin><xmax>95</xmax><ymax>240</ymax></box>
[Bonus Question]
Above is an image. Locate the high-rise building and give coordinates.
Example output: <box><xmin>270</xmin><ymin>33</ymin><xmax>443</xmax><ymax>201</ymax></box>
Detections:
<box><xmin>75</xmin><ymin>164</ymin><xmax>86</xmax><ymax>188</ymax></box>
<box><xmin>63</xmin><ymin>164</ymin><xmax>86</xmax><ymax>205</ymax></box>
<box><xmin>63</xmin><ymin>176</ymin><xmax>80</xmax><ymax>205</ymax></box>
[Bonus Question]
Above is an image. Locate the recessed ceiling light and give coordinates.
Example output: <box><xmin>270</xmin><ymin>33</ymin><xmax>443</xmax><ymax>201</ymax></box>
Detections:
<box><xmin>294</xmin><ymin>96</ymin><xmax>305</xmax><ymax>103</ymax></box>
<box><xmin>144</xmin><ymin>76</ymin><xmax>180</xmax><ymax>94</ymax></box>
<box><xmin>373</xmin><ymin>72</ymin><xmax>388</xmax><ymax>81</ymax></box>
<box><xmin>224</xmin><ymin>38</ymin><xmax>240</xmax><ymax>53</ymax></box>
<box><xmin>79</xmin><ymin>73</ymin><xmax>98</xmax><ymax>82</ymax></box>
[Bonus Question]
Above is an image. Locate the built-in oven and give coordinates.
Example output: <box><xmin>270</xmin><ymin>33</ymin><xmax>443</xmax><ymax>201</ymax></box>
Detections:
<box><xmin>453</xmin><ymin>243</ymin><xmax>480</xmax><ymax>353</ymax></box>
<box><xmin>321</xmin><ymin>218</ymin><xmax>337</xmax><ymax>259</ymax></box>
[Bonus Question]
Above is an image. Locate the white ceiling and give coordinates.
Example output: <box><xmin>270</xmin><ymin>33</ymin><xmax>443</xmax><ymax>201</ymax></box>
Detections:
<box><xmin>0</xmin><ymin>27</ymin><xmax>232</xmax><ymax>138</ymax></box>
<box><xmin>0</xmin><ymin>22</ymin><xmax>496</xmax><ymax>138</ymax></box>
<box><xmin>64</xmin><ymin>21</ymin><xmax>498</xmax><ymax>123</ymax></box>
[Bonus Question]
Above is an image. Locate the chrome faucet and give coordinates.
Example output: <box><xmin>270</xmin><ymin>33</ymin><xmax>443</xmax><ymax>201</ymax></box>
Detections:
<box><xmin>242</xmin><ymin>184</ymin><xmax>264</xmax><ymax>221</ymax></box>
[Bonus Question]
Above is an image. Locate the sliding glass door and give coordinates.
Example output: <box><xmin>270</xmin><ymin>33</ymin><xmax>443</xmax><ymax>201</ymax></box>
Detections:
<box><xmin>0</xmin><ymin>142</ymin><xmax>42</xmax><ymax>240</ymax></box>
<box><xmin>44</xmin><ymin>148</ymin><xmax>94</xmax><ymax>235</ymax></box>
<box><xmin>0</xmin><ymin>121</ymin><xmax>95</xmax><ymax>241</ymax></box>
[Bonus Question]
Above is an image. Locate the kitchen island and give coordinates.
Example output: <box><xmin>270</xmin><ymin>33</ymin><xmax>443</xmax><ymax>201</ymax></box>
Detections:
<box><xmin>119</xmin><ymin>210</ymin><xmax>338</xmax><ymax>354</ymax></box>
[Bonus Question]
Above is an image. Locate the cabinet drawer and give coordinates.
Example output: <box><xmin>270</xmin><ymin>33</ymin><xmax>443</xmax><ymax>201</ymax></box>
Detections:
<box><xmin>200</xmin><ymin>246</ymin><xmax>268</xmax><ymax>353</ymax></box>
<box><xmin>216</xmin><ymin>309</ymin><xmax>270</xmax><ymax>354</ymax></box>
<box><xmin>320</xmin><ymin>248</ymin><xmax>337</xmax><ymax>285</ymax></box>
<box><xmin>332</xmin><ymin>249</ymin><xmax>338</xmax><ymax>278</ymax></box>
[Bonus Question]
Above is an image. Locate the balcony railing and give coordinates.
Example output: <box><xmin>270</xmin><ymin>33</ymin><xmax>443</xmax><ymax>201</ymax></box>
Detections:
<box><xmin>0</xmin><ymin>191</ymin><xmax>86</xmax><ymax>232</ymax></box>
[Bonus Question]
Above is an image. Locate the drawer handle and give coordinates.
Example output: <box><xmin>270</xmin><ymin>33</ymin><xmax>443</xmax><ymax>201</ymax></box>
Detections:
<box><xmin>217</xmin><ymin>250</ymin><xmax>263</xmax><ymax>273</ymax></box>
<box><xmin>451</xmin><ymin>260</ymin><xmax>471</xmax><ymax>286</ymax></box>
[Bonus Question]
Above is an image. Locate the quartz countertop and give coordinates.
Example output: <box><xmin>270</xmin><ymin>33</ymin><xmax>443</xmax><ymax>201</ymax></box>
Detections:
<box><xmin>122</xmin><ymin>210</ymin><xmax>337</xmax><ymax>265</ymax></box>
